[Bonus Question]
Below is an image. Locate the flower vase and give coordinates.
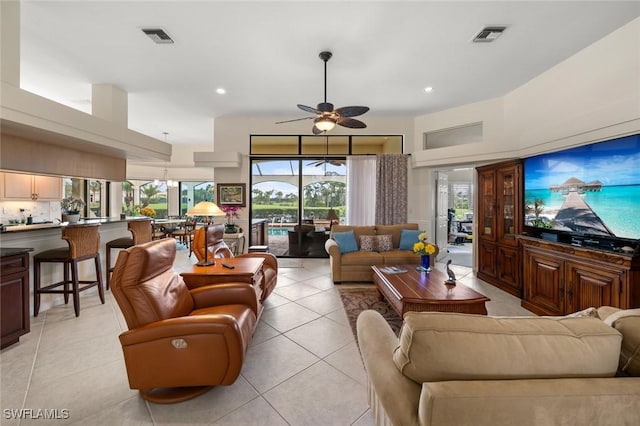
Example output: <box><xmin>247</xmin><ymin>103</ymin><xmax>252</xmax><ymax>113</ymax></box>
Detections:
<box><xmin>417</xmin><ymin>254</ymin><xmax>431</xmax><ymax>272</ymax></box>
<box><xmin>66</xmin><ymin>214</ymin><xmax>80</xmax><ymax>224</ymax></box>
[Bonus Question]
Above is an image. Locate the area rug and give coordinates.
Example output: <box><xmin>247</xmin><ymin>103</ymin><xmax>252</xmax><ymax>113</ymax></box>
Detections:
<box><xmin>337</xmin><ymin>286</ymin><xmax>403</xmax><ymax>337</ymax></box>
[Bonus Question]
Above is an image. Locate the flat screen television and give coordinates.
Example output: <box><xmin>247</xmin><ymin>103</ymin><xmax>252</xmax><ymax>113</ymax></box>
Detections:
<box><xmin>523</xmin><ymin>133</ymin><xmax>640</xmax><ymax>250</ymax></box>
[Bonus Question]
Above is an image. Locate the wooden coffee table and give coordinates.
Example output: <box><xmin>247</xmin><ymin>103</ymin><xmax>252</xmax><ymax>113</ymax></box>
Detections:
<box><xmin>372</xmin><ymin>265</ymin><xmax>490</xmax><ymax>317</ymax></box>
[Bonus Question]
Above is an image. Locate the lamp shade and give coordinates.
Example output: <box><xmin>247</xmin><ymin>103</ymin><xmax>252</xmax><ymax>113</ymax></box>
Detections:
<box><xmin>326</xmin><ymin>208</ymin><xmax>339</xmax><ymax>222</ymax></box>
<box><xmin>186</xmin><ymin>201</ymin><xmax>225</xmax><ymax>217</ymax></box>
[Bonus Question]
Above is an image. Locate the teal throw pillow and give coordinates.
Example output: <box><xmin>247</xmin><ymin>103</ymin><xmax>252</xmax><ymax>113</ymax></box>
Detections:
<box><xmin>399</xmin><ymin>229</ymin><xmax>422</xmax><ymax>251</ymax></box>
<box><xmin>333</xmin><ymin>230</ymin><xmax>359</xmax><ymax>254</ymax></box>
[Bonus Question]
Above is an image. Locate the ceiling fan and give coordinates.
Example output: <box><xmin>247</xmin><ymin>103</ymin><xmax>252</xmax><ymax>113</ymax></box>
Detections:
<box><xmin>276</xmin><ymin>51</ymin><xmax>369</xmax><ymax>134</ymax></box>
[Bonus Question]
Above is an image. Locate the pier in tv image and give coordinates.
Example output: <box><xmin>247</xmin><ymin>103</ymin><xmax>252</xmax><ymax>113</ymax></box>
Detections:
<box><xmin>523</xmin><ymin>133</ymin><xmax>640</xmax><ymax>241</ymax></box>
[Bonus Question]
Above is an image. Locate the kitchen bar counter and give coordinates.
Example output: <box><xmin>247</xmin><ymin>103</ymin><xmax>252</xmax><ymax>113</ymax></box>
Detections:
<box><xmin>0</xmin><ymin>218</ymin><xmax>137</xmax><ymax>315</ymax></box>
<box><xmin>0</xmin><ymin>247</ymin><xmax>34</xmax><ymax>257</ymax></box>
<box><xmin>0</xmin><ymin>217</ymin><xmax>147</xmax><ymax>234</ymax></box>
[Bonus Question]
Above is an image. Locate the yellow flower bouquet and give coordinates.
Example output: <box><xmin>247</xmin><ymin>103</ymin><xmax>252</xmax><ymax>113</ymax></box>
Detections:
<box><xmin>139</xmin><ymin>207</ymin><xmax>156</xmax><ymax>218</ymax></box>
<box><xmin>413</xmin><ymin>232</ymin><xmax>436</xmax><ymax>255</ymax></box>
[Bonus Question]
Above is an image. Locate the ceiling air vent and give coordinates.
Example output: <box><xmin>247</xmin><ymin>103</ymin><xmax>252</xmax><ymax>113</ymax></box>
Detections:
<box><xmin>141</xmin><ymin>28</ymin><xmax>174</xmax><ymax>44</ymax></box>
<box><xmin>472</xmin><ymin>26</ymin><xmax>506</xmax><ymax>43</ymax></box>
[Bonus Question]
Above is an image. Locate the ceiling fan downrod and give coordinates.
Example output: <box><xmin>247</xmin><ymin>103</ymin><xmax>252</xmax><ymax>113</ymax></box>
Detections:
<box><xmin>319</xmin><ymin>51</ymin><xmax>333</xmax><ymax>112</ymax></box>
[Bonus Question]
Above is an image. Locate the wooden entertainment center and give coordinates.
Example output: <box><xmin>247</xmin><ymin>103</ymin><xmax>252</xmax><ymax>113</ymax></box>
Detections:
<box><xmin>476</xmin><ymin>159</ymin><xmax>640</xmax><ymax>315</ymax></box>
<box><xmin>519</xmin><ymin>236</ymin><xmax>640</xmax><ymax>315</ymax></box>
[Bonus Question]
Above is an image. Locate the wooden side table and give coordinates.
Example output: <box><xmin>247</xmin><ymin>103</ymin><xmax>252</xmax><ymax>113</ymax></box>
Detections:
<box><xmin>180</xmin><ymin>257</ymin><xmax>265</xmax><ymax>311</ymax></box>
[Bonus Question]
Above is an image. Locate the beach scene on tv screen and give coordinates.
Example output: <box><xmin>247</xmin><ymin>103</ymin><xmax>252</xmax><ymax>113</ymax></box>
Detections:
<box><xmin>524</xmin><ymin>134</ymin><xmax>640</xmax><ymax>240</ymax></box>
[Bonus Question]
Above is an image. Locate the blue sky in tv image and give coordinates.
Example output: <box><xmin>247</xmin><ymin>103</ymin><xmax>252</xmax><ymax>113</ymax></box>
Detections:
<box><xmin>523</xmin><ymin>133</ymin><xmax>640</xmax><ymax>240</ymax></box>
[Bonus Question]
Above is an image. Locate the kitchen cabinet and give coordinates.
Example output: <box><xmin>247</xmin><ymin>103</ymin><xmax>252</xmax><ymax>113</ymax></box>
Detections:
<box><xmin>520</xmin><ymin>236</ymin><xmax>639</xmax><ymax>315</ymax></box>
<box><xmin>1</xmin><ymin>248</ymin><xmax>32</xmax><ymax>349</ymax></box>
<box><xmin>476</xmin><ymin>160</ymin><xmax>523</xmax><ymax>296</ymax></box>
<box><xmin>0</xmin><ymin>172</ymin><xmax>62</xmax><ymax>201</ymax></box>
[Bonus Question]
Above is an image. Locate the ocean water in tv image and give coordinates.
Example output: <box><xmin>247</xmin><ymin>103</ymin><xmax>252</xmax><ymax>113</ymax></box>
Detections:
<box><xmin>525</xmin><ymin>186</ymin><xmax>640</xmax><ymax>239</ymax></box>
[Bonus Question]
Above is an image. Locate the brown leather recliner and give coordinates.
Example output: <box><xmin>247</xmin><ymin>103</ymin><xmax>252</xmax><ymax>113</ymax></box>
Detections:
<box><xmin>110</xmin><ymin>238</ymin><xmax>258</xmax><ymax>404</ymax></box>
<box><xmin>192</xmin><ymin>225</ymin><xmax>277</xmax><ymax>301</ymax></box>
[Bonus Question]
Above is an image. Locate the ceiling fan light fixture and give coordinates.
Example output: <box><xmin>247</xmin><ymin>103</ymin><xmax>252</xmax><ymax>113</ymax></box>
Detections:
<box><xmin>315</xmin><ymin>117</ymin><xmax>336</xmax><ymax>132</ymax></box>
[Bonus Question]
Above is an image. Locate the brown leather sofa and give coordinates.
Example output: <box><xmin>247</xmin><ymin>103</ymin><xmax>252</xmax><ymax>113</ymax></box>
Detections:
<box><xmin>192</xmin><ymin>225</ymin><xmax>277</xmax><ymax>301</ymax></box>
<box><xmin>110</xmin><ymin>238</ymin><xmax>259</xmax><ymax>404</ymax></box>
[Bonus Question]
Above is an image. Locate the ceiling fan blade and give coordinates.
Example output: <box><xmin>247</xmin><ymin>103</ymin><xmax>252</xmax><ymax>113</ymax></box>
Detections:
<box><xmin>298</xmin><ymin>104</ymin><xmax>320</xmax><ymax>114</ymax></box>
<box><xmin>275</xmin><ymin>116</ymin><xmax>315</xmax><ymax>124</ymax></box>
<box><xmin>337</xmin><ymin>117</ymin><xmax>367</xmax><ymax>129</ymax></box>
<box><xmin>335</xmin><ymin>106</ymin><xmax>370</xmax><ymax>118</ymax></box>
<box><xmin>312</xmin><ymin>125</ymin><xmax>324</xmax><ymax>135</ymax></box>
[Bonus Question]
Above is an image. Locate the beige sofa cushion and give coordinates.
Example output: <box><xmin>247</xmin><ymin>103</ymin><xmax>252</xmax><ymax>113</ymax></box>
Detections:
<box><xmin>393</xmin><ymin>312</ymin><xmax>622</xmax><ymax>383</ymax></box>
<box><xmin>376</xmin><ymin>223</ymin><xmax>419</xmax><ymax>248</ymax></box>
<box><xmin>601</xmin><ymin>308</ymin><xmax>640</xmax><ymax>377</ymax></box>
<box><xmin>331</xmin><ymin>225</ymin><xmax>376</xmax><ymax>249</ymax></box>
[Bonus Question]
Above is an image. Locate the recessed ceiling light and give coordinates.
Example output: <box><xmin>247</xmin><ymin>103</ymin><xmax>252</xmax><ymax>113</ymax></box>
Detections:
<box><xmin>216</xmin><ymin>88</ymin><xmax>226</xmax><ymax>95</ymax></box>
<box><xmin>424</xmin><ymin>87</ymin><xmax>433</xmax><ymax>93</ymax></box>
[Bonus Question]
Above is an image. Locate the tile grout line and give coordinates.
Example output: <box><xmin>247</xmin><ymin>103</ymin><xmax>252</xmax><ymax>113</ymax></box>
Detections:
<box><xmin>17</xmin><ymin>310</ymin><xmax>48</xmax><ymax>426</ymax></box>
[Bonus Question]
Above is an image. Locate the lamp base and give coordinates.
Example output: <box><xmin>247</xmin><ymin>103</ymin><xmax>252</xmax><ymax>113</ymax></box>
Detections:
<box><xmin>196</xmin><ymin>260</ymin><xmax>215</xmax><ymax>267</ymax></box>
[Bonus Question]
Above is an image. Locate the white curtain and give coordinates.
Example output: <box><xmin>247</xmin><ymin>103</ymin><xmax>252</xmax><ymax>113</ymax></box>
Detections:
<box><xmin>346</xmin><ymin>156</ymin><xmax>377</xmax><ymax>225</ymax></box>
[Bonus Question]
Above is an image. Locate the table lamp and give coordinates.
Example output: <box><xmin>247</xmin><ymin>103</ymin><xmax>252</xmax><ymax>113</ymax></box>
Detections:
<box><xmin>186</xmin><ymin>201</ymin><xmax>225</xmax><ymax>266</ymax></box>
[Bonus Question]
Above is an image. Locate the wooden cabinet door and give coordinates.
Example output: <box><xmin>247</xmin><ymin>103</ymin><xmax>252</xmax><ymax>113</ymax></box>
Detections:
<box><xmin>1</xmin><ymin>173</ymin><xmax>34</xmax><ymax>200</ymax></box>
<box><xmin>478</xmin><ymin>241</ymin><xmax>497</xmax><ymax>278</ymax></box>
<box><xmin>477</xmin><ymin>169</ymin><xmax>496</xmax><ymax>242</ymax></box>
<box><xmin>33</xmin><ymin>175</ymin><xmax>62</xmax><ymax>200</ymax></box>
<box><xmin>523</xmin><ymin>247</ymin><xmax>564</xmax><ymax>315</ymax></box>
<box><xmin>496</xmin><ymin>245</ymin><xmax>520</xmax><ymax>293</ymax></box>
<box><xmin>565</xmin><ymin>261</ymin><xmax>621</xmax><ymax>312</ymax></box>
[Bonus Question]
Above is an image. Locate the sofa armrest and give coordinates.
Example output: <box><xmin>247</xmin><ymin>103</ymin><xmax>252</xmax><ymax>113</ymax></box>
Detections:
<box><xmin>325</xmin><ymin>238</ymin><xmax>343</xmax><ymax>282</ymax></box>
<box><xmin>190</xmin><ymin>282</ymin><xmax>259</xmax><ymax>315</ymax></box>
<box><xmin>420</xmin><ymin>378</ymin><xmax>640</xmax><ymax>426</ymax></box>
<box><xmin>357</xmin><ymin>310</ymin><xmax>422</xmax><ymax>426</ymax></box>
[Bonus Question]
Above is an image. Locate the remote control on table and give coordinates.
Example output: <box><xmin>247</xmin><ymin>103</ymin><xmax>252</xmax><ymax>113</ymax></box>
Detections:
<box><xmin>222</xmin><ymin>263</ymin><xmax>235</xmax><ymax>269</ymax></box>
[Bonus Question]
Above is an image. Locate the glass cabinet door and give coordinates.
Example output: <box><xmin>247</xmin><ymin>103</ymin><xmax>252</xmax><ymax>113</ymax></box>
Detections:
<box><xmin>497</xmin><ymin>166</ymin><xmax>519</xmax><ymax>244</ymax></box>
<box><xmin>478</xmin><ymin>169</ymin><xmax>495</xmax><ymax>240</ymax></box>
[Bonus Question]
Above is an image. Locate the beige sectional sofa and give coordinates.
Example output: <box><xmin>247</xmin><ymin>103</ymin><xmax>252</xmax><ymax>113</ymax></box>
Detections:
<box><xmin>325</xmin><ymin>223</ymin><xmax>437</xmax><ymax>283</ymax></box>
<box><xmin>357</xmin><ymin>306</ymin><xmax>640</xmax><ymax>426</ymax></box>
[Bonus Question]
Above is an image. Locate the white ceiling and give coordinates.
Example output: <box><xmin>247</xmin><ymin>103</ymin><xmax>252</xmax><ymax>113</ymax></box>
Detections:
<box><xmin>18</xmin><ymin>1</ymin><xmax>640</xmax><ymax>146</ymax></box>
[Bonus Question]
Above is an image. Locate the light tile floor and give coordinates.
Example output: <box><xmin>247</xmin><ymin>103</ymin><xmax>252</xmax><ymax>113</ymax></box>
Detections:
<box><xmin>0</xmin><ymin>247</ymin><xmax>533</xmax><ymax>425</ymax></box>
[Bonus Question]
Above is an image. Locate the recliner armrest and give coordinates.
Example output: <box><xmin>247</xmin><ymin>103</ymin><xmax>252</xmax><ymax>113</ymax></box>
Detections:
<box><xmin>190</xmin><ymin>283</ymin><xmax>259</xmax><ymax>315</ymax></box>
<box><xmin>119</xmin><ymin>313</ymin><xmax>253</xmax><ymax>346</ymax></box>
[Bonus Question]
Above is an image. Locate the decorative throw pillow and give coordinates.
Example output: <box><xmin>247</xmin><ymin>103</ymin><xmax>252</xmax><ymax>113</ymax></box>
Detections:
<box><xmin>399</xmin><ymin>229</ymin><xmax>423</xmax><ymax>251</ymax></box>
<box><xmin>377</xmin><ymin>234</ymin><xmax>393</xmax><ymax>252</ymax></box>
<box><xmin>359</xmin><ymin>235</ymin><xmax>377</xmax><ymax>252</ymax></box>
<box><xmin>333</xmin><ymin>230</ymin><xmax>358</xmax><ymax>254</ymax></box>
<box><xmin>563</xmin><ymin>307</ymin><xmax>600</xmax><ymax>318</ymax></box>
<box><xmin>359</xmin><ymin>234</ymin><xmax>394</xmax><ymax>252</ymax></box>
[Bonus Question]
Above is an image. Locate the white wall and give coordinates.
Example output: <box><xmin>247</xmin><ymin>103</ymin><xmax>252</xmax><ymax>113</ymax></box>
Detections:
<box><xmin>413</xmin><ymin>17</ymin><xmax>640</xmax><ymax>167</ymax></box>
<box><xmin>409</xmin><ymin>17</ymin><xmax>640</xmax><ymax>240</ymax></box>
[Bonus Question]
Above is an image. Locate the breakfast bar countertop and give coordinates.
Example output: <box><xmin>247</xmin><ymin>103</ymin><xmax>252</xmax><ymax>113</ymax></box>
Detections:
<box><xmin>0</xmin><ymin>247</ymin><xmax>35</xmax><ymax>257</ymax></box>
<box><xmin>0</xmin><ymin>217</ymin><xmax>145</xmax><ymax>234</ymax></box>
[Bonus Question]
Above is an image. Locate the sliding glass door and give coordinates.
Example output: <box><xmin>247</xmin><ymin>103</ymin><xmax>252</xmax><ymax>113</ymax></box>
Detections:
<box><xmin>250</xmin><ymin>158</ymin><xmax>346</xmax><ymax>257</ymax></box>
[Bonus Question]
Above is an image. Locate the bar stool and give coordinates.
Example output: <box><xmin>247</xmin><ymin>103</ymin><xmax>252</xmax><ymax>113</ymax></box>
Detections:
<box><xmin>105</xmin><ymin>219</ymin><xmax>153</xmax><ymax>289</ymax></box>
<box><xmin>34</xmin><ymin>224</ymin><xmax>104</xmax><ymax>317</ymax></box>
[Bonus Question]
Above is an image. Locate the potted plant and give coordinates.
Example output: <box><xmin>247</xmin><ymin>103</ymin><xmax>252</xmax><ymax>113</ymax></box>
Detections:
<box><xmin>221</xmin><ymin>205</ymin><xmax>241</xmax><ymax>233</ymax></box>
<box><xmin>60</xmin><ymin>196</ymin><xmax>85</xmax><ymax>223</ymax></box>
